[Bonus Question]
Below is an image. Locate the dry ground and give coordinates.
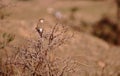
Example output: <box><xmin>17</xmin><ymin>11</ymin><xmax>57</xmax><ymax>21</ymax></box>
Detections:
<box><xmin>0</xmin><ymin>0</ymin><xmax>120</xmax><ymax>76</ymax></box>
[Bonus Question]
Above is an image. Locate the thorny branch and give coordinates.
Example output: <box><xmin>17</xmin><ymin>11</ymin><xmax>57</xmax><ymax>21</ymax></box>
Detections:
<box><xmin>2</xmin><ymin>18</ymin><xmax>76</xmax><ymax>76</ymax></box>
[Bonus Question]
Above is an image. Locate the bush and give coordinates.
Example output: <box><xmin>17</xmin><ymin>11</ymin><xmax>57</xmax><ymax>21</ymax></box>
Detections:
<box><xmin>0</xmin><ymin>19</ymin><xmax>82</xmax><ymax>76</ymax></box>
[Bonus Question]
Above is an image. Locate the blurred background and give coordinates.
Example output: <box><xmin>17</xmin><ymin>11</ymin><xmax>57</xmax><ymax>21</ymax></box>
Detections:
<box><xmin>0</xmin><ymin>0</ymin><xmax>120</xmax><ymax>76</ymax></box>
<box><xmin>0</xmin><ymin>0</ymin><xmax>120</xmax><ymax>45</ymax></box>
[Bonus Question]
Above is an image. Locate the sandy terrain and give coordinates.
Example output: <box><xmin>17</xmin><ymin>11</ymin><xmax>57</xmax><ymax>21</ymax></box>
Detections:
<box><xmin>0</xmin><ymin>0</ymin><xmax>120</xmax><ymax>76</ymax></box>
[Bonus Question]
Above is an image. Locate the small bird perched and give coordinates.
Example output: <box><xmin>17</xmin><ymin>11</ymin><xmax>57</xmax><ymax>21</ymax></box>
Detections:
<box><xmin>36</xmin><ymin>18</ymin><xmax>44</xmax><ymax>37</ymax></box>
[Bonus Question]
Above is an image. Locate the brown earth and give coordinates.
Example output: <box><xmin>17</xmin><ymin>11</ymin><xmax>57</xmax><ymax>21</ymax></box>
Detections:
<box><xmin>0</xmin><ymin>0</ymin><xmax>120</xmax><ymax>76</ymax></box>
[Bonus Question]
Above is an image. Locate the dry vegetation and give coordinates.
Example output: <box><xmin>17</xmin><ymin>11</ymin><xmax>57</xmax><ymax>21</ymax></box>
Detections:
<box><xmin>0</xmin><ymin>0</ymin><xmax>120</xmax><ymax>76</ymax></box>
<box><xmin>0</xmin><ymin>19</ymin><xmax>83</xmax><ymax>76</ymax></box>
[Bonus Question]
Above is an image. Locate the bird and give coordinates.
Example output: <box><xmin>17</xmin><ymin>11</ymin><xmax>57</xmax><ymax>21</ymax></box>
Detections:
<box><xmin>36</xmin><ymin>18</ymin><xmax>45</xmax><ymax>37</ymax></box>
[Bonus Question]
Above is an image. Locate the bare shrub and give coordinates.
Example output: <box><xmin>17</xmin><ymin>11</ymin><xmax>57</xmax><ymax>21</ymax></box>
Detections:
<box><xmin>0</xmin><ymin>32</ymin><xmax>15</xmax><ymax>49</ymax></box>
<box><xmin>0</xmin><ymin>32</ymin><xmax>15</xmax><ymax>76</ymax></box>
<box><xmin>1</xmin><ymin>18</ymin><xmax>84</xmax><ymax>76</ymax></box>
